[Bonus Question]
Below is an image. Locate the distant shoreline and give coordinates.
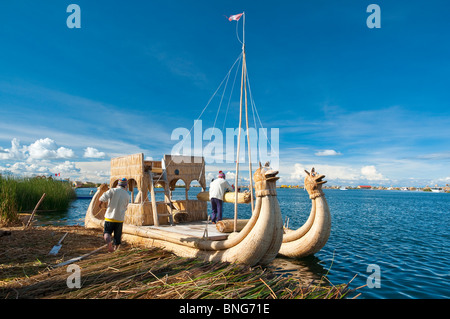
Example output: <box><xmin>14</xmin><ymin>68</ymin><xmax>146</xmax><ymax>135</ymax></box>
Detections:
<box><xmin>279</xmin><ymin>185</ymin><xmax>449</xmax><ymax>193</ymax></box>
<box><xmin>75</xmin><ymin>183</ymin><xmax>449</xmax><ymax>193</ymax></box>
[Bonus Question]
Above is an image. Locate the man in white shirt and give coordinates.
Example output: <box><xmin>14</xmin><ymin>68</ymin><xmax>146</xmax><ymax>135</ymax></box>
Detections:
<box><xmin>99</xmin><ymin>178</ymin><xmax>130</xmax><ymax>252</ymax></box>
<box><xmin>209</xmin><ymin>171</ymin><xmax>233</xmax><ymax>223</ymax></box>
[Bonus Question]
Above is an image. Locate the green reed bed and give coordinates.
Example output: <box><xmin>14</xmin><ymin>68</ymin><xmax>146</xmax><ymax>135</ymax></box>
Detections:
<box><xmin>2</xmin><ymin>247</ymin><xmax>359</xmax><ymax>299</ymax></box>
<box><xmin>0</xmin><ymin>176</ymin><xmax>18</xmax><ymax>225</ymax></box>
<box><xmin>0</xmin><ymin>175</ymin><xmax>76</xmax><ymax>225</ymax></box>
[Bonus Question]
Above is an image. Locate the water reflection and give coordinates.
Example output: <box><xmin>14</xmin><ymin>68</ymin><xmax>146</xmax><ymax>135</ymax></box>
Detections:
<box><xmin>268</xmin><ymin>255</ymin><xmax>328</xmax><ymax>285</ymax></box>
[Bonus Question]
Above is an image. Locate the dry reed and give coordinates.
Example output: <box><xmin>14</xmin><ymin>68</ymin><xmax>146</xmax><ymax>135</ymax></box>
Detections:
<box><xmin>2</xmin><ymin>245</ymin><xmax>356</xmax><ymax>299</ymax></box>
<box><xmin>1</xmin><ymin>226</ymin><xmax>359</xmax><ymax>299</ymax></box>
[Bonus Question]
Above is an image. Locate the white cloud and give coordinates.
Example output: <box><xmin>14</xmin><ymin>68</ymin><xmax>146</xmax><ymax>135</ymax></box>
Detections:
<box><xmin>1</xmin><ymin>161</ymin><xmax>50</xmax><ymax>176</ymax></box>
<box><xmin>53</xmin><ymin>161</ymin><xmax>81</xmax><ymax>174</ymax></box>
<box><xmin>224</xmin><ymin>171</ymin><xmax>236</xmax><ymax>182</ymax></box>
<box><xmin>280</xmin><ymin>162</ymin><xmax>387</xmax><ymax>184</ymax></box>
<box><xmin>0</xmin><ymin>138</ymin><xmax>27</xmax><ymax>160</ymax></box>
<box><xmin>0</xmin><ymin>148</ymin><xmax>10</xmax><ymax>160</ymax></box>
<box><xmin>56</xmin><ymin>147</ymin><xmax>75</xmax><ymax>159</ymax></box>
<box><xmin>0</xmin><ymin>160</ymin><xmax>82</xmax><ymax>177</ymax></box>
<box><xmin>317</xmin><ymin>165</ymin><xmax>359</xmax><ymax>181</ymax></box>
<box><xmin>361</xmin><ymin>165</ymin><xmax>386</xmax><ymax>181</ymax></box>
<box><xmin>315</xmin><ymin>149</ymin><xmax>342</xmax><ymax>156</ymax></box>
<box><xmin>27</xmin><ymin>138</ymin><xmax>57</xmax><ymax>160</ymax></box>
<box><xmin>74</xmin><ymin>161</ymin><xmax>110</xmax><ymax>182</ymax></box>
<box><xmin>283</xmin><ymin>163</ymin><xmax>358</xmax><ymax>184</ymax></box>
<box><xmin>0</xmin><ymin>137</ymin><xmax>76</xmax><ymax>162</ymax></box>
<box><xmin>27</xmin><ymin>138</ymin><xmax>75</xmax><ymax>161</ymax></box>
<box><xmin>205</xmin><ymin>170</ymin><xmax>247</xmax><ymax>186</ymax></box>
<box><xmin>288</xmin><ymin>163</ymin><xmax>308</xmax><ymax>181</ymax></box>
<box><xmin>0</xmin><ymin>138</ymin><xmax>83</xmax><ymax>179</ymax></box>
<box><xmin>83</xmin><ymin>147</ymin><xmax>106</xmax><ymax>158</ymax></box>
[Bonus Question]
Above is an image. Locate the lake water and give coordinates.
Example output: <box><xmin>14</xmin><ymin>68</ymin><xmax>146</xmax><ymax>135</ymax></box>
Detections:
<box><xmin>33</xmin><ymin>187</ymin><xmax>450</xmax><ymax>299</ymax></box>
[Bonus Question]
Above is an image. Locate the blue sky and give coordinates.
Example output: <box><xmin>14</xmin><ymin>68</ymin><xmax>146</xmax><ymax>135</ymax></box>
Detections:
<box><xmin>0</xmin><ymin>0</ymin><xmax>449</xmax><ymax>187</ymax></box>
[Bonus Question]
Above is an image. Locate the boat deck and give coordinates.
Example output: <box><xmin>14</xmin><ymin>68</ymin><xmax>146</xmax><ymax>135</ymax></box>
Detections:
<box><xmin>146</xmin><ymin>220</ymin><xmax>229</xmax><ymax>241</ymax></box>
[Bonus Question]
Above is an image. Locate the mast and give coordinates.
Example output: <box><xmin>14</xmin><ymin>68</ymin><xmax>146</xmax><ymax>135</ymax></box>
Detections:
<box><xmin>244</xmin><ymin>44</ymin><xmax>254</xmax><ymax>214</ymax></box>
<box><xmin>234</xmin><ymin>12</ymin><xmax>254</xmax><ymax>232</ymax></box>
<box><xmin>233</xmin><ymin>18</ymin><xmax>244</xmax><ymax>233</ymax></box>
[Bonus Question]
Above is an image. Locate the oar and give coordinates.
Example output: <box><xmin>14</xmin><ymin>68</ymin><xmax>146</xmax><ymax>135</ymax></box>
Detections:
<box><xmin>53</xmin><ymin>244</ymin><xmax>107</xmax><ymax>268</ymax></box>
<box><xmin>48</xmin><ymin>232</ymin><xmax>68</xmax><ymax>255</ymax></box>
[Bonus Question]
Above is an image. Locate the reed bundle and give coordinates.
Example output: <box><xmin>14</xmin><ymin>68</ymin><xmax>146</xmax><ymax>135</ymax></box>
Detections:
<box><xmin>196</xmin><ymin>191</ymin><xmax>251</xmax><ymax>204</ymax></box>
<box><xmin>216</xmin><ymin>219</ymin><xmax>249</xmax><ymax>233</ymax></box>
<box><xmin>0</xmin><ymin>226</ymin><xmax>105</xmax><ymax>285</ymax></box>
<box><xmin>2</xmin><ymin>245</ymin><xmax>356</xmax><ymax>299</ymax></box>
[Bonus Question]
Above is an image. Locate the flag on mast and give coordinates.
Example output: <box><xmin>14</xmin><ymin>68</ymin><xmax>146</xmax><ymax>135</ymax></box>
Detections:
<box><xmin>228</xmin><ymin>13</ymin><xmax>243</xmax><ymax>21</ymax></box>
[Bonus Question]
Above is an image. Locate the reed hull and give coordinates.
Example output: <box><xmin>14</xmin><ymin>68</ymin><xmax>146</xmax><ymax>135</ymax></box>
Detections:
<box><xmin>214</xmin><ymin>197</ymin><xmax>331</xmax><ymax>259</ymax></box>
<box><xmin>278</xmin><ymin>196</ymin><xmax>331</xmax><ymax>258</ymax></box>
<box><xmin>217</xmin><ymin>198</ymin><xmax>331</xmax><ymax>258</ymax></box>
<box><xmin>85</xmin><ymin>185</ymin><xmax>283</xmax><ymax>266</ymax></box>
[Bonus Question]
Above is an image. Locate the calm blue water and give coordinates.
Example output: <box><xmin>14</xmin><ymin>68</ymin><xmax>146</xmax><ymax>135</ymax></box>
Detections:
<box><xmin>34</xmin><ymin>187</ymin><xmax>450</xmax><ymax>299</ymax></box>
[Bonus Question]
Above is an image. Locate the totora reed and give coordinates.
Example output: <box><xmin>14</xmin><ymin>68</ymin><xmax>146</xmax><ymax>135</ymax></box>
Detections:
<box><xmin>1</xmin><ymin>228</ymin><xmax>359</xmax><ymax>299</ymax></box>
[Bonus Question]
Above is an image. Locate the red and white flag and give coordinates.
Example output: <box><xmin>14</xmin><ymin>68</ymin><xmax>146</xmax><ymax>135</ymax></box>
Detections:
<box><xmin>228</xmin><ymin>13</ymin><xmax>243</xmax><ymax>21</ymax></box>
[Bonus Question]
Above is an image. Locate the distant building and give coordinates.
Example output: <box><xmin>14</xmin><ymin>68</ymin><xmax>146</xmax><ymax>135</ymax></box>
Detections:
<box><xmin>357</xmin><ymin>185</ymin><xmax>372</xmax><ymax>189</ymax></box>
<box><xmin>72</xmin><ymin>181</ymin><xmax>83</xmax><ymax>188</ymax></box>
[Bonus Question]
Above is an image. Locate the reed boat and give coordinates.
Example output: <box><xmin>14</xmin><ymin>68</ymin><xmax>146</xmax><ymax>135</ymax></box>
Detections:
<box><xmin>85</xmin><ymin>12</ymin><xmax>285</xmax><ymax>266</ymax></box>
<box><xmin>85</xmin><ymin>12</ymin><xmax>331</xmax><ymax>263</ymax></box>
<box><xmin>85</xmin><ymin>153</ymin><xmax>283</xmax><ymax>266</ymax></box>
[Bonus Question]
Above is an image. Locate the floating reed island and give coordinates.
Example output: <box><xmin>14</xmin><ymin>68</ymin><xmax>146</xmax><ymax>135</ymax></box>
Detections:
<box><xmin>0</xmin><ymin>226</ymin><xmax>358</xmax><ymax>299</ymax></box>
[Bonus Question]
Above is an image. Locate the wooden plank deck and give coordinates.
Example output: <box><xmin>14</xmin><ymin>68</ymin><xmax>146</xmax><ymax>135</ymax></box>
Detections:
<box><xmin>146</xmin><ymin>221</ymin><xmax>229</xmax><ymax>241</ymax></box>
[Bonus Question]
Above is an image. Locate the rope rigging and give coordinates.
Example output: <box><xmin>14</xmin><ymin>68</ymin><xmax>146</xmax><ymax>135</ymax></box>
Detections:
<box><xmin>164</xmin><ymin>12</ymin><xmax>273</xmax><ymax>231</ymax></box>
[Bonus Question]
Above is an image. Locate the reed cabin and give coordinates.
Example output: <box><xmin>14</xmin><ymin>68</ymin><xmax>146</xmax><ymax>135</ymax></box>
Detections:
<box><xmin>109</xmin><ymin>153</ymin><xmax>207</xmax><ymax>227</ymax></box>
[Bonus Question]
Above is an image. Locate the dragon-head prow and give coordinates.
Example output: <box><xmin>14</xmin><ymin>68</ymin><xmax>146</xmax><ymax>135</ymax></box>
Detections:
<box><xmin>254</xmin><ymin>161</ymin><xmax>279</xmax><ymax>196</ymax></box>
<box><xmin>304</xmin><ymin>167</ymin><xmax>327</xmax><ymax>199</ymax></box>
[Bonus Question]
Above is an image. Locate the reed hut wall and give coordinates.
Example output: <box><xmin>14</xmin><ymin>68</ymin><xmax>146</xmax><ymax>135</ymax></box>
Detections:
<box><xmin>110</xmin><ymin>153</ymin><xmax>145</xmax><ymax>191</ymax></box>
<box><xmin>164</xmin><ymin>155</ymin><xmax>206</xmax><ymax>191</ymax></box>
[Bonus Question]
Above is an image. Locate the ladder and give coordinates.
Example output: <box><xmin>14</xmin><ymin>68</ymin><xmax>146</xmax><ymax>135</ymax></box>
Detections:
<box><xmin>148</xmin><ymin>170</ymin><xmax>174</xmax><ymax>226</ymax></box>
